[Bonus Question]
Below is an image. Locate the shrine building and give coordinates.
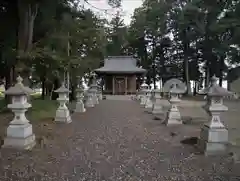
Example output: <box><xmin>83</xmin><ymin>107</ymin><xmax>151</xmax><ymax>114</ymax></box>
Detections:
<box><xmin>95</xmin><ymin>56</ymin><xmax>146</xmax><ymax>95</ymax></box>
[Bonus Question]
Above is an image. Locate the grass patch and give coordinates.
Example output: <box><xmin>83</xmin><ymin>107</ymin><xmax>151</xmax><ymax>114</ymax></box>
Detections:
<box><xmin>31</xmin><ymin>92</ymin><xmax>42</xmax><ymax>99</ymax></box>
<box><xmin>27</xmin><ymin>99</ymin><xmax>58</xmax><ymax>121</ymax></box>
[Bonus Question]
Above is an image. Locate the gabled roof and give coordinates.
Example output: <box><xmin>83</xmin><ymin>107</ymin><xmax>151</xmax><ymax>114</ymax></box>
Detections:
<box><xmin>95</xmin><ymin>56</ymin><xmax>146</xmax><ymax>74</ymax></box>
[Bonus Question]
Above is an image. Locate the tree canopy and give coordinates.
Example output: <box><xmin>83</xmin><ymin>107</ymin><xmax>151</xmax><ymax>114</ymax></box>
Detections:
<box><xmin>1</xmin><ymin>0</ymin><xmax>240</xmax><ymax>98</ymax></box>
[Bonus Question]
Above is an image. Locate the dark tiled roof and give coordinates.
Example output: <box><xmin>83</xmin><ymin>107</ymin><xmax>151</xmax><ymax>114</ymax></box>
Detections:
<box><xmin>95</xmin><ymin>56</ymin><xmax>146</xmax><ymax>74</ymax></box>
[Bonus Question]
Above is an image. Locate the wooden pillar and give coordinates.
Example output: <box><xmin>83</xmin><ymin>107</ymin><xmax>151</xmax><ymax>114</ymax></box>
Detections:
<box><xmin>112</xmin><ymin>76</ymin><xmax>115</xmax><ymax>95</ymax></box>
<box><xmin>132</xmin><ymin>75</ymin><xmax>136</xmax><ymax>94</ymax></box>
<box><xmin>125</xmin><ymin>76</ymin><xmax>127</xmax><ymax>95</ymax></box>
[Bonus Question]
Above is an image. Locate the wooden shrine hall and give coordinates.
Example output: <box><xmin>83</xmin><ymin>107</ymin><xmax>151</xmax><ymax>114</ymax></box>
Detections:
<box><xmin>95</xmin><ymin>56</ymin><xmax>146</xmax><ymax>95</ymax></box>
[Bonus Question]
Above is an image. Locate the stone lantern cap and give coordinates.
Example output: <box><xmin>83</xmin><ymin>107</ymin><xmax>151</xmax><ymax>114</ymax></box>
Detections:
<box><xmin>169</xmin><ymin>83</ymin><xmax>186</xmax><ymax>94</ymax></box>
<box><xmin>152</xmin><ymin>89</ymin><xmax>162</xmax><ymax>93</ymax></box>
<box><xmin>140</xmin><ymin>82</ymin><xmax>149</xmax><ymax>90</ymax></box>
<box><xmin>5</xmin><ymin>76</ymin><xmax>34</xmax><ymax>95</ymax></box>
<box><xmin>200</xmin><ymin>76</ymin><xmax>233</xmax><ymax>97</ymax></box>
<box><xmin>88</xmin><ymin>87</ymin><xmax>97</xmax><ymax>93</ymax></box>
<box><xmin>76</xmin><ymin>87</ymin><xmax>84</xmax><ymax>93</ymax></box>
<box><xmin>54</xmin><ymin>83</ymin><xmax>70</xmax><ymax>93</ymax></box>
<box><xmin>90</xmin><ymin>83</ymin><xmax>98</xmax><ymax>90</ymax></box>
<box><xmin>163</xmin><ymin>78</ymin><xmax>186</xmax><ymax>93</ymax></box>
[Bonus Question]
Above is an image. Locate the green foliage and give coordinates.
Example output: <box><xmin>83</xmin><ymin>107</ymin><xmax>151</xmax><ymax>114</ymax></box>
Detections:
<box><xmin>28</xmin><ymin>99</ymin><xmax>58</xmax><ymax>121</ymax></box>
<box><xmin>126</xmin><ymin>0</ymin><xmax>240</xmax><ymax>89</ymax></box>
<box><xmin>1</xmin><ymin>0</ymin><xmax>240</xmax><ymax>94</ymax></box>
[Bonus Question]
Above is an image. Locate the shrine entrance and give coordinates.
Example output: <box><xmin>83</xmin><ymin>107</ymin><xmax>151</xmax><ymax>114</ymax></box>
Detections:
<box><xmin>114</xmin><ymin>76</ymin><xmax>126</xmax><ymax>95</ymax></box>
<box><xmin>95</xmin><ymin>56</ymin><xmax>146</xmax><ymax>95</ymax></box>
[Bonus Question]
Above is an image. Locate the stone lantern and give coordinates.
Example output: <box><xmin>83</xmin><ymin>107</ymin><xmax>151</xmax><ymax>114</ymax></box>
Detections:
<box><xmin>145</xmin><ymin>89</ymin><xmax>153</xmax><ymax>109</ymax></box>
<box><xmin>89</xmin><ymin>85</ymin><xmax>99</xmax><ymax>105</ymax></box>
<box><xmin>198</xmin><ymin>76</ymin><xmax>232</xmax><ymax>155</ymax></box>
<box><xmin>85</xmin><ymin>88</ymin><xmax>95</xmax><ymax>108</ymax></box>
<box><xmin>97</xmin><ymin>86</ymin><xmax>103</xmax><ymax>101</ymax></box>
<box><xmin>75</xmin><ymin>83</ymin><xmax>86</xmax><ymax>113</ymax></box>
<box><xmin>89</xmin><ymin>72</ymin><xmax>99</xmax><ymax>105</ymax></box>
<box><xmin>135</xmin><ymin>89</ymin><xmax>141</xmax><ymax>101</ymax></box>
<box><xmin>140</xmin><ymin>82</ymin><xmax>149</xmax><ymax>106</ymax></box>
<box><xmin>165</xmin><ymin>83</ymin><xmax>186</xmax><ymax>125</ymax></box>
<box><xmin>54</xmin><ymin>83</ymin><xmax>72</xmax><ymax>123</ymax></box>
<box><xmin>3</xmin><ymin>76</ymin><xmax>36</xmax><ymax>149</ymax></box>
<box><xmin>152</xmin><ymin>89</ymin><xmax>163</xmax><ymax>114</ymax></box>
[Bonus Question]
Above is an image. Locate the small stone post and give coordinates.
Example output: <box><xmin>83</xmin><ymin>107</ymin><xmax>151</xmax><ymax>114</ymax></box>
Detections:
<box><xmin>75</xmin><ymin>85</ymin><xmax>86</xmax><ymax>113</ymax></box>
<box><xmin>152</xmin><ymin>89</ymin><xmax>163</xmax><ymax>114</ymax></box>
<box><xmin>3</xmin><ymin>76</ymin><xmax>36</xmax><ymax>149</ymax></box>
<box><xmin>198</xmin><ymin>76</ymin><xmax>232</xmax><ymax>155</ymax></box>
<box><xmin>145</xmin><ymin>89</ymin><xmax>153</xmax><ymax>109</ymax></box>
<box><xmin>165</xmin><ymin>83</ymin><xmax>184</xmax><ymax>125</ymax></box>
<box><xmin>85</xmin><ymin>89</ymin><xmax>95</xmax><ymax>108</ymax></box>
<box><xmin>54</xmin><ymin>83</ymin><xmax>72</xmax><ymax>123</ymax></box>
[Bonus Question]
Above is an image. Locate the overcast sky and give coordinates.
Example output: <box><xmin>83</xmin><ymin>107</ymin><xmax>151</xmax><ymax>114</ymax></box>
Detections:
<box><xmin>81</xmin><ymin>0</ymin><xmax>143</xmax><ymax>25</ymax></box>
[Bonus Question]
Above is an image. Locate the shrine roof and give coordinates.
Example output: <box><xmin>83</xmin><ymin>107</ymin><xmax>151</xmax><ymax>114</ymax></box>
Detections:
<box><xmin>95</xmin><ymin>56</ymin><xmax>146</xmax><ymax>74</ymax></box>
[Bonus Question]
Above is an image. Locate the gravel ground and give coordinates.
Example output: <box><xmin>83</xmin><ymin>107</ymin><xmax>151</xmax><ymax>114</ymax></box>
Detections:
<box><xmin>0</xmin><ymin>100</ymin><xmax>239</xmax><ymax>181</ymax></box>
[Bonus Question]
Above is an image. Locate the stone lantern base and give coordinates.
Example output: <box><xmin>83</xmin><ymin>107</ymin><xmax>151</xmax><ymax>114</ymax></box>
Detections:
<box><xmin>75</xmin><ymin>101</ymin><xmax>86</xmax><ymax>113</ymax></box>
<box><xmin>92</xmin><ymin>95</ymin><xmax>99</xmax><ymax>105</ymax></box>
<box><xmin>3</xmin><ymin>123</ymin><xmax>36</xmax><ymax>150</ymax></box>
<box><xmin>140</xmin><ymin>96</ymin><xmax>146</xmax><ymax>105</ymax></box>
<box><xmin>98</xmin><ymin>94</ymin><xmax>103</xmax><ymax>101</ymax></box>
<box><xmin>145</xmin><ymin>98</ymin><xmax>152</xmax><ymax>109</ymax></box>
<box><xmin>198</xmin><ymin>124</ymin><xmax>228</xmax><ymax>155</ymax></box>
<box><xmin>165</xmin><ymin>105</ymin><xmax>182</xmax><ymax>125</ymax></box>
<box><xmin>152</xmin><ymin>103</ymin><xmax>163</xmax><ymax>114</ymax></box>
<box><xmin>55</xmin><ymin>107</ymin><xmax>72</xmax><ymax>123</ymax></box>
<box><xmin>85</xmin><ymin>96</ymin><xmax>94</xmax><ymax>108</ymax></box>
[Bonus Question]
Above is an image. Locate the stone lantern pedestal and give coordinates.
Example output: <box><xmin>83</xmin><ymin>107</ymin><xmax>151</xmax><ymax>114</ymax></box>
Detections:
<box><xmin>165</xmin><ymin>85</ymin><xmax>184</xmax><ymax>125</ymax></box>
<box><xmin>85</xmin><ymin>89</ymin><xmax>95</xmax><ymax>108</ymax></box>
<box><xmin>140</xmin><ymin>82</ymin><xmax>149</xmax><ymax>106</ymax></box>
<box><xmin>89</xmin><ymin>72</ymin><xmax>99</xmax><ymax>105</ymax></box>
<box><xmin>152</xmin><ymin>89</ymin><xmax>163</xmax><ymax>114</ymax></box>
<box><xmin>54</xmin><ymin>83</ymin><xmax>72</xmax><ymax>123</ymax></box>
<box><xmin>75</xmin><ymin>87</ymin><xmax>86</xmax><ymax>113</ymax></box>
<box><xmin>145</xmin><ymin>90</ymin><xmax>153</xmax><ymax>109</ymax></box>
<box><xmin>140</xmin><ymin>89</ymin><xmax>147</xmax><ymax>105</ymax></box>
<box><xmin>3</xmin><ymin>76</ymin><xmax>36</xmax><ymax>150</ymax></box>
<box><xmin>136</xmin><ymin>90</ymin><xmax>141</xmax><ymax>101</ymax></box>
<box><xmin>90</xmin><ymin>86</ymin><xmax>99</xmax><ymax>105</ymax></box>
<box><xmin>198</xmin><ymin>76</ymin><xmax>231</xmax><ymax>155</ymax></box>
<box><xmin>97</xmin><ymin>86</ymin><xmax>103</xmax><ymax>101</ymax></box>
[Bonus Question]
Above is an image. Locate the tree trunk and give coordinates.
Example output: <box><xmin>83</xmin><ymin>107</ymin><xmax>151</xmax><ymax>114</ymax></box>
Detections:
<box><xmin>70</xmin><ymin>83</ymin><xmax>76</xmax><ymax>102</ymax></box>
<box><xmin>193</xmin><ymin>81</ymin><xmax>197</xmax><ymax>96</ymax></box>
<box><xmin>51</xmin><ymin>78</ymin><xmax>60</xmax><ymax>100</ymax></box>
<box><xmin>205</xmin><ymin>66</ymin><xmax>210</xmax><ymax>87</ymax></box>
<box><xmin>17</xmin><ymin>0</ymin><xmax>38</xmax><ymax>75</ymax></box>
<box><xmin>40</xmin><ymin>75</ymin><xmax>46</xmax><ymax>100</ymax></box>
<box><xmin>152</xmin><ymin>65</ymin><xmax>156</xmax><ymax>89</ymax></box>
<box><xmin>219</xmin><ymin>55</ymin><xmax>225</xmax><ymax>86</ymax></box>
<box><xmin>182</xmin><ymin>29</ymin><xmax>191</xmax><ymax>95</ymax></box>
<box><xmin>184</xmin><ymin>57</ymin><xmax>191</xmax><ymax>94</ymax></box>
<box><xmin>4</xmin><ymin>68</ymin><xmax>12</xmax><ymax>104</ymax></box>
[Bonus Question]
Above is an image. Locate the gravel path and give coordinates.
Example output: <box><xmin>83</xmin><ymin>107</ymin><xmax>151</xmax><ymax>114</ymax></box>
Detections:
<box><xmin>0</xmin><ymin>100</ymin><xmax>239</xmax><ymax>181</ymax></box>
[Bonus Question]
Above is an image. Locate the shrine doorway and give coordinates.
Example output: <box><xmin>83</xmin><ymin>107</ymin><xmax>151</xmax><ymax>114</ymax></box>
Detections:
<box><xmin>114</xmin><ymin>77</ymin><xmax>126</xmax><ymax>95</ymax></box>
